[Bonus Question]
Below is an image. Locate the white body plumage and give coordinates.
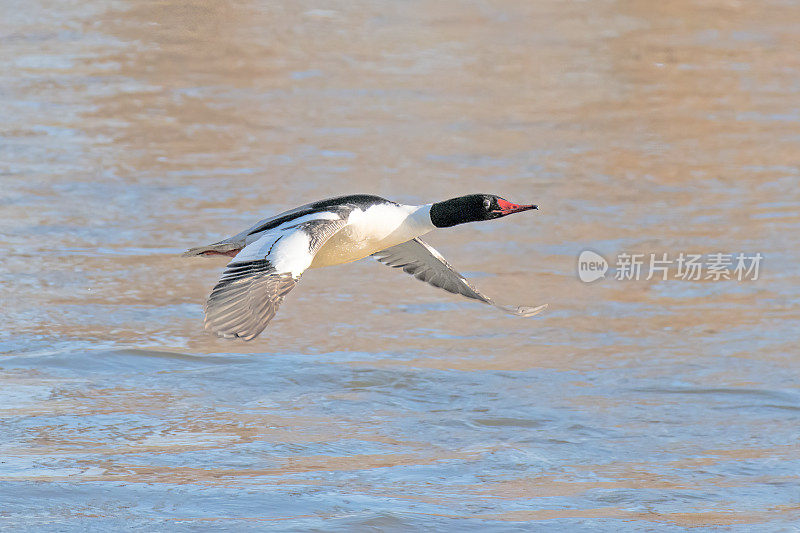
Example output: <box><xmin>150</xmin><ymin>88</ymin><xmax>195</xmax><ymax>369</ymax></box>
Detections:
<box><xmin>311</xmin><ymin>204</ymin><xmax>434</xmax><ymax>268</ymax></box>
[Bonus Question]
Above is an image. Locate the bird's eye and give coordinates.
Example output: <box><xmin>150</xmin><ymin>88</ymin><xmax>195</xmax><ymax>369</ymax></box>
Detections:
<box><xmin>483</xmin><ymin>199</ymin><xmax>492</xmax><ymax>209</ymax></box>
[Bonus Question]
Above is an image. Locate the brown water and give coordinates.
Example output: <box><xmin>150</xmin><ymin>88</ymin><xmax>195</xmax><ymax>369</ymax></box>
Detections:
<box><xmin>2</xmin><ymin>0</ymin><xmax>799</xmax><ymax>530</ymax></box>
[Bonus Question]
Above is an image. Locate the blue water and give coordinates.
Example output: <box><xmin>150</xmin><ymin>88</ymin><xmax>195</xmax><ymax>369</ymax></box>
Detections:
<box><xmin>1</xmin><ymin>344</ymin><xmax>798</xmax><ymax>531</ymax></box>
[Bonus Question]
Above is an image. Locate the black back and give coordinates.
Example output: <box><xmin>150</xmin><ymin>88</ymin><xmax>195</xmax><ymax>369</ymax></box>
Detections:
<box><xmin>247</xmin><ymin>194</ymin><xmax>392</xmax><ymax>236</ymax></box>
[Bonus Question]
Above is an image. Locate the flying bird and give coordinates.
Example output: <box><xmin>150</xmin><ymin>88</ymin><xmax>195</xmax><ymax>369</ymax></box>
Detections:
<box><xmin>184</xmin><ymin>194</ymin><xmax>547</xmax><ymax>340</ymax></box>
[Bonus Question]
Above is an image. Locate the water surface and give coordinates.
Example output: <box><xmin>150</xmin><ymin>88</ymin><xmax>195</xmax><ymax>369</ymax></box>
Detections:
<box><xmin>1</xmin><ymin>0</ymin><xmax>799</xmax><ymax>530</ymax></box>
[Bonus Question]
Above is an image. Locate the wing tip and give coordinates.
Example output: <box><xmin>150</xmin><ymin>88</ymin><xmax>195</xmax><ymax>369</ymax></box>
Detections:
<box><xmin>201</xmin><ymin>262</ymin><xmax>295</xmax><ymax>342</ymax></box>
<box><xmin>203</xmin><ymin>318</ymin><xmax>264</xmax><ymax>342</ymax></box>
<box><xmin>512</xmin><ymin>303</ymin><xmax>548</xmax><ymax>317</ymax></box>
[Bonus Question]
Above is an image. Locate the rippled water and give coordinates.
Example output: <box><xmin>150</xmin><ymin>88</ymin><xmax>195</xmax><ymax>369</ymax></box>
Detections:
<box><xmin>2</xmin><ymin>0</ymin><xmax>799</xmax><ymax>530</ymax></box>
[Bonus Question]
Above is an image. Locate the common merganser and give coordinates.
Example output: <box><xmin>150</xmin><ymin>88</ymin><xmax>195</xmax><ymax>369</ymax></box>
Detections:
<box><xmin>184</xmin><ymin>194</ymin><xmax>547</xmax><ymax>340</ymax></box>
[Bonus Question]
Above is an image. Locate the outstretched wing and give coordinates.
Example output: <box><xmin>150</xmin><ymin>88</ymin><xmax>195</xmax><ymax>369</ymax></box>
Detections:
<box><xmin>204</xmin><ymin>217</ymin><xmax>346</xmax><ymax>340</ymax></box>
<box><xmin>372</xmin><ymin>238</ymin><xmax>547</xmax><ymax>317</ymax></box>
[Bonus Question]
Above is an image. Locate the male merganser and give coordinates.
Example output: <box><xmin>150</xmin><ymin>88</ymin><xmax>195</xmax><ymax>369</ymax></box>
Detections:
<box><xmin>184</xmin><ymin>194</ymin><xmax>547</xmax><ymax>340</ymax></box>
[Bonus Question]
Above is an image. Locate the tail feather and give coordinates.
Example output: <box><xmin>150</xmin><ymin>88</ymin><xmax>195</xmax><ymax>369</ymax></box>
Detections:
<box><xmin>182</xmin><ymin>242</ymin><xmax>242</xmax><ymax>257</ymax></box>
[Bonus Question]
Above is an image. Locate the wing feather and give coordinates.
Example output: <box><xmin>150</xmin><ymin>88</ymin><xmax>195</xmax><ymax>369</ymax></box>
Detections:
<box><xmin>373</xmin><ymin>238</ymin><xmax>547</xmax><ymax>317</ymax></box>
<box><xmin>203</xmin><ymin>218</ymin><xmax>346</xmax><ymax>340</ymax></box>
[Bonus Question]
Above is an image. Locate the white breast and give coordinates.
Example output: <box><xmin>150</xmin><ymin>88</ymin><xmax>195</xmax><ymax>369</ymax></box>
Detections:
<box><xmin>310</xmin><ymin>203</ymin><xmax>434</xmax><ymax>268</ymax></box>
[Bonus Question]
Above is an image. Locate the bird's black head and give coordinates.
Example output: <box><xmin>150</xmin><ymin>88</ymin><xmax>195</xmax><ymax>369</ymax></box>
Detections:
<box><xmin>429</xmin><ymin>194</ymin><xmax>538</xmax><ymax>228</ymax></box>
